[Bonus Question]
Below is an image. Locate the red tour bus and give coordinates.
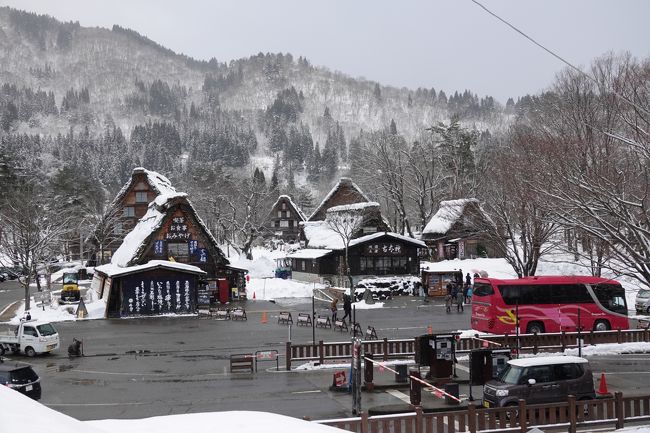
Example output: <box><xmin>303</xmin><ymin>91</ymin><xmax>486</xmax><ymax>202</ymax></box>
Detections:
<box><xmin>471</xmin><ymin>275</ymin><xmax>629</xmax><ymax>334</ymax></box>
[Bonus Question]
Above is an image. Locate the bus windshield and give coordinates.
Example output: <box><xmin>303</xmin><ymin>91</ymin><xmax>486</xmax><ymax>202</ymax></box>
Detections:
<box><xmin>592</xmin><ymin>284</ymin><xmax>627</xmax><ymax>315</ymax></box>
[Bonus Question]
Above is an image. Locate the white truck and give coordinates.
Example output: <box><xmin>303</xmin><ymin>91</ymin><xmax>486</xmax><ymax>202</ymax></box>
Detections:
<box><xmin>0</xmin><ymin>320</ymin><xmax>60</xmax><ymax>357</ymax></box>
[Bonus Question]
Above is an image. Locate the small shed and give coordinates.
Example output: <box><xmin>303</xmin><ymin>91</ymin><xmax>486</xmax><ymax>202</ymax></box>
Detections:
<box><xmin>92</xmin><ymin>261</ymin><xmax>207</xmax><ymax>318</ymax></box>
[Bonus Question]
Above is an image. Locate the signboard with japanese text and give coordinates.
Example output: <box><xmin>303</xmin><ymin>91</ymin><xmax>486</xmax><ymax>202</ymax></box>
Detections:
<box><xmin>165</xmin><ymin>216</ymin><xmax>191</xmax><ymax>241</ymax></box>
<box><xmin>364</xmin><ymin>243</ymin><xmax>404</xmax><ymax>256</ymax></box>
<box><xmin>197</xmin><ymin>248</ymin><xmax>208</xmax><ymax>263</ymax></box>
<box><xmin>189</xmin><ymin>240</ymin><xmax>198</xmax><ymax>256</ymax></box>
<box><xmin>154</xmin><ymin>240</ymin><xmax>165</xmax><ymax>256</ymax></box>
<box><xmin>121</xmin><ymin>275</ymin><xmax>197</xmax><ymax>316</ymax></box>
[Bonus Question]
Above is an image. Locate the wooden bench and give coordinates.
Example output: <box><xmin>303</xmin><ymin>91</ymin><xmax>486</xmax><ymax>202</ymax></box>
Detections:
<box><xmin>230</xmin><ymin>353</ymin><xmax>254</xmax><ymax>373</ymax></box>
<box><xmin>366</xmin><ymin>325</ymin><xmax>378</xmax><ymax>340</ymax></box>
<box><xmin>316</xmin><ymin>315</ymin><xmax>332</xmax><ymax>329</ymax></box>
<box><xmin>213</xmin><ymin>308</ymin><xmax>230</xmax><ymax>320</ymax></box>
<box><xmin>334</xmin><ymin>320</ymin><xmax>348</xmax><ymax>332</ymax></box>
<box><xmin>231</xmin><ymin>308</ymin><xmax>247</xmax><ymax>321</ymax></box>
<box><xmin>278</xmin><ymin>311</ymin><xmax>293</xmax><ymax>325</ymax></box>
<box><xmin>297</xmin><ymin>313</ymin><xmax>312</xmax><ymax>326</ymax></box>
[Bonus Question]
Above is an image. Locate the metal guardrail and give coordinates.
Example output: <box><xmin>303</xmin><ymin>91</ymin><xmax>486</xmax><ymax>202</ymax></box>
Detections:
<box><xmin>286</xmin><ymin>328</ymin><xmax>650</xmax><ymax>369</ymax></box>
<box><xmin>315</xmin><ymin>392</ymin><xmax>650</xmax><ymax>433</ymax></box>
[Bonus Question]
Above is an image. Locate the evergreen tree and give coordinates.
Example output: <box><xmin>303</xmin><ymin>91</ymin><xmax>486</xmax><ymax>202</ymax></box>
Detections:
<box><xmin>373</xmin><ymin>83</ymin><xmax>382</xmax><ymax>101</ymax></box>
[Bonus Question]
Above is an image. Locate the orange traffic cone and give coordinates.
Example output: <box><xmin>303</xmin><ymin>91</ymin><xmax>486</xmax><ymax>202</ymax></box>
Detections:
<box><xmin>261</xmin><ymin>311</ymin><xmax>268</xmax><ymax>324</ymax></box>
<box><xmin>427</xmin><ymin>325</ymin><xmax>433</xmax><ymax>335</ymax></box>
<box><xmin>597</xmin><ymin>372</ymin><xmax>609</xmax><ymax>395</ymax></box>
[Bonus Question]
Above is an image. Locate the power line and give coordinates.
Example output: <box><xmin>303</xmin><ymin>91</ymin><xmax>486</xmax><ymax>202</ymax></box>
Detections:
<box><xmin>469</xmin><ymin>0</ymin><xmax>650</xmax><ymax>118</ymax></box>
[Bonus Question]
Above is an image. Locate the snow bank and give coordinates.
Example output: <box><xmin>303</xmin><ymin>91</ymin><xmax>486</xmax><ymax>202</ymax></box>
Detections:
<box><xmin>1</xmin><ymin>384</ymin><xmax>344</xmax><ymax>433</ymax></box>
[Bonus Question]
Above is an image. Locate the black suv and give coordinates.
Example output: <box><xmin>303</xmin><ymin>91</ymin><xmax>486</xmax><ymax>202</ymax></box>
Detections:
<box><xmin>0</xmin><ymin>360</ymin><xmax>41</xmax><ymax>400</ymax></box>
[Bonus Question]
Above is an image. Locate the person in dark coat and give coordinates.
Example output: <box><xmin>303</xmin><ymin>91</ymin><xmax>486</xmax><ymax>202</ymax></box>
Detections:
<box><xmin>341</xmin><ymin>294</ymin><xmax>352</xmax><ymax>325</ymax></box>
<box><xmin>466</xmin><ymin>273</ymin><xmax>472</xmax><ymax>287</ymax></box>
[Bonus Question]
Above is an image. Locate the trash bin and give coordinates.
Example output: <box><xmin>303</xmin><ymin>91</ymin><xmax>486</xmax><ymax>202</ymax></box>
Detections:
<box><xmin>395</xmin><ymin>364</ymin><xmax>408</xmax><ymax>383</ymax></box>
<box><xmin>444</xmin><ymin>382</ymin><xmax>459</xmax><ymax>405</ymax></box>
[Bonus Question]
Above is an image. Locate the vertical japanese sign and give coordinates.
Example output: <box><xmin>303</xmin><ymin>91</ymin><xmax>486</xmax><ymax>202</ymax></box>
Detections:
<box><xmin>197</xmin><ymin>248</ymin><xmax>208</xmax><ymax>263</ymax></box>
<box><xmin>154</xmin><ymin>240</ymin><xmax>165</xmax><ymax>256</ymax></box>
<box><xmin>458</xmin><ymin>240</ymin><xmax>465</xmax><ymax>259</ymax></box>
<box><xmin>189</xmin><ymin>240</ymin><xmax>198</xmax><ymax>256</ymax></box>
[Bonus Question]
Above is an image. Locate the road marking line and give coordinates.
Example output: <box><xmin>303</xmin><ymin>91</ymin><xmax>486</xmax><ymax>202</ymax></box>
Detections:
<box><xmin>292</xmin><ymin>390</ymin><xmax>322</xmax><ymax>394</ymax></box>
<box><xmin>386</xmin><ymin>389</ymin><xmax>410</xmax><ymax>403</ymax></box>
<box><xmin>0</xmin><ymin>300</ymin><xmax>19</xmax><ymax>317</ymax></box>
<box><xmin>456</xmin><ymin>364</ymin><xmax>470</xmax><ymax>373</ymax></box>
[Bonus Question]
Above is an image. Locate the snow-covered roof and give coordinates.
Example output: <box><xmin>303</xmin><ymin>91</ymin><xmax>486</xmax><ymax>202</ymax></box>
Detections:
<box><xmin>327</xmin><ymin>202</ymin><xmax>380</xmax><ymax>213</ymax></box>
<box><xmin>272</xmin><ymin>195</ymin><xmax>306</xmax><ymax>221</ymax></box>
<box><xmin>95</xmin><ymin>260</ymin><xmax>206</xmax><ymax>278</ymax></box>
<box><xmin>308</xmin><ymin>177</ymin><xmax>370</xmax><ymax>221</ymax></box>
<box><xmin>349</xmin><ymin>232</ymin><xmax>427</xmax><ymax>248</ymax></box>
<box><xmin>110</xmin><ymin>193</ymin><xmax>227</xmax><ymax>268</ymax></box>
<box><xmin>302</xmin><ymin>221</ymin><xmax>426</xmax><ymax>250</ymax></box>
<box><xmin>422</xmin><ymin>198</ymin><xmax>480</xmax><ymax>235</ymax></box>
<box><xmin>509</xmin><ymin>356</ymin><xmax>588</xmax><ymax>368</ymax></box>
<box><xmin>286</xmin><ymin>248</ymin><xmax>333</xmax><ymax>259</ymax></box>
<box><xmin>109</xmin><ymin>167</ymin><xmax>178</xmax><ymax>210</ymax></box>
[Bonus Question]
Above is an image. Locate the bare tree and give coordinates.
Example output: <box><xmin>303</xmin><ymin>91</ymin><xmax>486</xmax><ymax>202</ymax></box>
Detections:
<box><xmin>326</xmin><ymin>206</ymin><xmax>365</xmax><ymax>295</ymax></box>
<box><xmin>525</xmin><ymin>53</ymin><xmax>650</xmax><ymax>287</ymax></box>
<box><xmin>0</xmin><ymin>178</ymin><xmax>72</xmax><ymax>310</ymax></box>
<box><xmin>480</xmin><ymin>131</ymin><xmax>559</xmax><ymax>277</ymax></box>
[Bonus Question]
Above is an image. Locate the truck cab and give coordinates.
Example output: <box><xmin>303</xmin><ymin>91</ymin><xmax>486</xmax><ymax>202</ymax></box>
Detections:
<box><xmin>0</xmin><ymin>320</ymin><xmax>60</xmax><ymax>357</ymax></box>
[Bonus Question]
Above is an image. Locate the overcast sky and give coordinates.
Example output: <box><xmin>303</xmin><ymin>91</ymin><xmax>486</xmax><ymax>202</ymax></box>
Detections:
<box><xmin>3</xmin><ymin>0</ymin><xmax>649</xmax><ymax>102</ymax></box>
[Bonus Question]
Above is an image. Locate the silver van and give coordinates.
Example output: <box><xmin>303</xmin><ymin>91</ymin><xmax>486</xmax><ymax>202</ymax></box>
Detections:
<box><xmin>636</xmin><ymin>289</ymin><xmax>650</xmax><ymax>314</ymax></box>
<box><xmin>482</xmin><ymin>356</ymin><xmax>595</xmax><ymax>408</ymax></box>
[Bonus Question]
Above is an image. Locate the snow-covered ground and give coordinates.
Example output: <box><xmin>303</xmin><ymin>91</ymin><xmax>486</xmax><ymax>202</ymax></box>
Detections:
<box><xmin>1</xmin><ymin>384</ymin><xmax>343</xmax><ymax>433</ymax></box>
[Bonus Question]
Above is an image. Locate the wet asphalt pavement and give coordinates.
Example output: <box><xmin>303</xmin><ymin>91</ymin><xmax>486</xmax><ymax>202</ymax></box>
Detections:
<box><xmin>2</xmin><ymin>279</ymin><xmax>650</xmax><ymax>422</ymax></box>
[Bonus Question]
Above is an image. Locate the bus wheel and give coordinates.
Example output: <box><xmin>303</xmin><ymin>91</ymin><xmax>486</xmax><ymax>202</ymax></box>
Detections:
<box><xmin>526</xmin><ymin>322</ymin><xmax>545</xmax><ymax>334</ymax></box>
<box><xmin>593</xmin><ymin>320</ymin><xmax>610</xmax><ymax>332</ymax></box>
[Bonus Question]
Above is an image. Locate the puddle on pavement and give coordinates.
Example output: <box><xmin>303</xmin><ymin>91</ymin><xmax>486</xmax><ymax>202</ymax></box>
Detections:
<box><xmin>58</xmin><ymin>364</ymin><xmax>74</xmax><ymax>372</ymax></box>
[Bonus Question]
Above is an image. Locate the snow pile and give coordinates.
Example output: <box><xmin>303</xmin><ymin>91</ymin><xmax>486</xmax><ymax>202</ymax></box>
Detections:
<box><xmin>1</xmin><ymin>384</ymin><xmax>343</xmax><ymax>433</ymax></box>
<box><xmin>246</xmin><ymin>277</ymin><xmax>325</xmax><ymax>300</ymax></box>
<box><xmin>302</xmin><ymin>221</ymin><xmax>344</xmax><ymax>249</ymax></box>
<box><xmin>10</xmin><ymin>289</ymin><xmax>106</xmax><ymax>325</ymax></box>
<box><xmin>354</xmin><ymin>275</ymin><xmax>422</xmax><ymax>301</ymax></box>
<box><xmin>327</xmin><ymin>202</ymin><xmax>380</xmax><ymax>212</ymax></box>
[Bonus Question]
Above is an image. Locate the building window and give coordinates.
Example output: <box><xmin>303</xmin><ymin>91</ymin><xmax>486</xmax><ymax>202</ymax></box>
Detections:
<box><xmin>288</xmin><ymin>220</ymin><xmax>294</xmax><ymax>228</ymax></box>
<box><xmin>301</xmin><ymin>260</ymin><xmax>306</xmax><ymax>271</ymax></box>
<box><xmin>282</xmin><ymin>203</ymin><xmax>287</xmax><ymax>210</ymax></box>
<box><xmin>135</xmin><ymin>191</ymin><xmax>148</xmax><ymax>203</ymax></box>
<box><xmin>167</xmin><ymin>242</ymin><xmax>189</xmax><ymax>261</ymax></box>
<box><xmin>123</xmin><ymin>206</ymin><xmax>135</xmax><ymax>217</ymax></box>
<box><xmin>113</xmin><ymin>222</ymin><xmax>123</xmax><ymax>235</ymax></box>
<box><xmin>275</xmin><ymin>220</ymin><xmax>280</xmax><ymax>228</ymax></box>
<box><xmin>280</xmin><ymin>220</ymin><xmax>289</xmax><ymax>228</ymax></box>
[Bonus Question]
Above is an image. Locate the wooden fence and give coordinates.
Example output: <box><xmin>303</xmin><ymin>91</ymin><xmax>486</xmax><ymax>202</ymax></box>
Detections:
<box><xmin>314</xmin><ymin>392</ymin><xmax>650</xmax><ymax>433</ymax></box>
<box><xmin>286</xmin><ymin>328</ymin><xmax>650</xmax><ymax>369</ymax></box>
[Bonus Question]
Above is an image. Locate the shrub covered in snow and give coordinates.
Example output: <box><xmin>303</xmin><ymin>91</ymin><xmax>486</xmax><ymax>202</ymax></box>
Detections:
<box><xmin>353</xmin><ymin>276</ymin><xmax>421</xmax><ymax>301</ymax></box>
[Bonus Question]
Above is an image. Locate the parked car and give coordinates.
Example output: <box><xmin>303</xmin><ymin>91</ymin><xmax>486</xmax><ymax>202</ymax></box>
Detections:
<box><xmin>482</xmin><ymin>356</ymin><xmax>595</xmax><ymax>408</ymax></box>
<box><xmin>636</xmin><ymin>289</ymin><xmax>650</xmax><ymax>314</ymax></box>
<box><xmin>0</xmin><ymin>360</ymin><xmax>41</xmax><ymax>400</ymax></box>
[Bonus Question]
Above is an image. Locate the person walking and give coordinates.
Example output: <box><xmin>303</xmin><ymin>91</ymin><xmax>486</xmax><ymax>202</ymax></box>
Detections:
<box><xmin>330</xmin><ymin>297</ymin><xmax>339</xmax><ymax>323</ymax></box>
<box><xmin>463</xmin><ymin>283</ymin><xmax>470</xmax><ymax>304</ymax></box>
<box><xmin>466</xmin><ymin>273</ymin><xmax>472</xmax><ymax>287</ymax></box>
<box><xmin>341</xmin><ymin>294</ymin><xmax>352</xmax><ymax>325</ymax></box>
<box><xmin>445</xmin><ymin>282</ymin><xmax>454</xmax><ymax>313</ymax></box>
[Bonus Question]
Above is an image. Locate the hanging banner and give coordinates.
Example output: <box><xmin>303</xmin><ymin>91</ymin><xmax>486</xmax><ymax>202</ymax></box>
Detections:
<box><xmin>197</xmin><ymin>248</ymin><xmax>208</xmax><ymax>263</ymax></box>
<box><xmin>189</xmin><ymin>240</ymin><xmax>198</xmax><ymax>255</ymax></box>
<box><xmin>154</xmin><ymin>240</ymin><xmax>165</xmax><ymax>256</ymax></box>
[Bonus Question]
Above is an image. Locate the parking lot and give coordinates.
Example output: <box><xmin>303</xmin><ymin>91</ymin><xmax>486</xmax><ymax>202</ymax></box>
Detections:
<box><xmin>2</xmin><ymin>279</ymin><xmax>650</xmax><ymax>422</ymax></box>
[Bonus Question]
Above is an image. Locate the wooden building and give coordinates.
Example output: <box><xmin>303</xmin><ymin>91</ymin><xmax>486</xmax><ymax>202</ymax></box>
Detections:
<box><xmin>289</xmin><ymin>232</ymin><xmax>426</xmax><ymax>287</ymax></box>
<box><xmin>264</xmin><ymin>195</ymin><xmax>306</xmax><ymax>242</ymax></box>
<box><xmin>290</xmin><ymin>199</ymin><xmax>424</xmax><ymax>287</ymax></box>
<box><xmin>307</xmin><ymin>177</ymin><xmax>370</xmax><ymax>222</ymax></box>
<box><xmin>91</xmin><ymin>167</ymin><xmax>179</xmax><ymax>264</ymax></box>
<box><xmin>92</xmin><ymin>261</ymin><xmax>207</xmax><ymax>317</ymax></box>
<box><xmin>421</xmin><ymin>198</ymin><xmax>502</xmax><ymax>261</ymax></box>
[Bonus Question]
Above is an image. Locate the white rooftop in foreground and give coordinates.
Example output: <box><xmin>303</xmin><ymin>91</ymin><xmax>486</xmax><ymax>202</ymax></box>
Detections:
<box><xmin>1</xmin><ymin>384</ymin><xmax>344</xmax><ymax>433</ymax></box>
